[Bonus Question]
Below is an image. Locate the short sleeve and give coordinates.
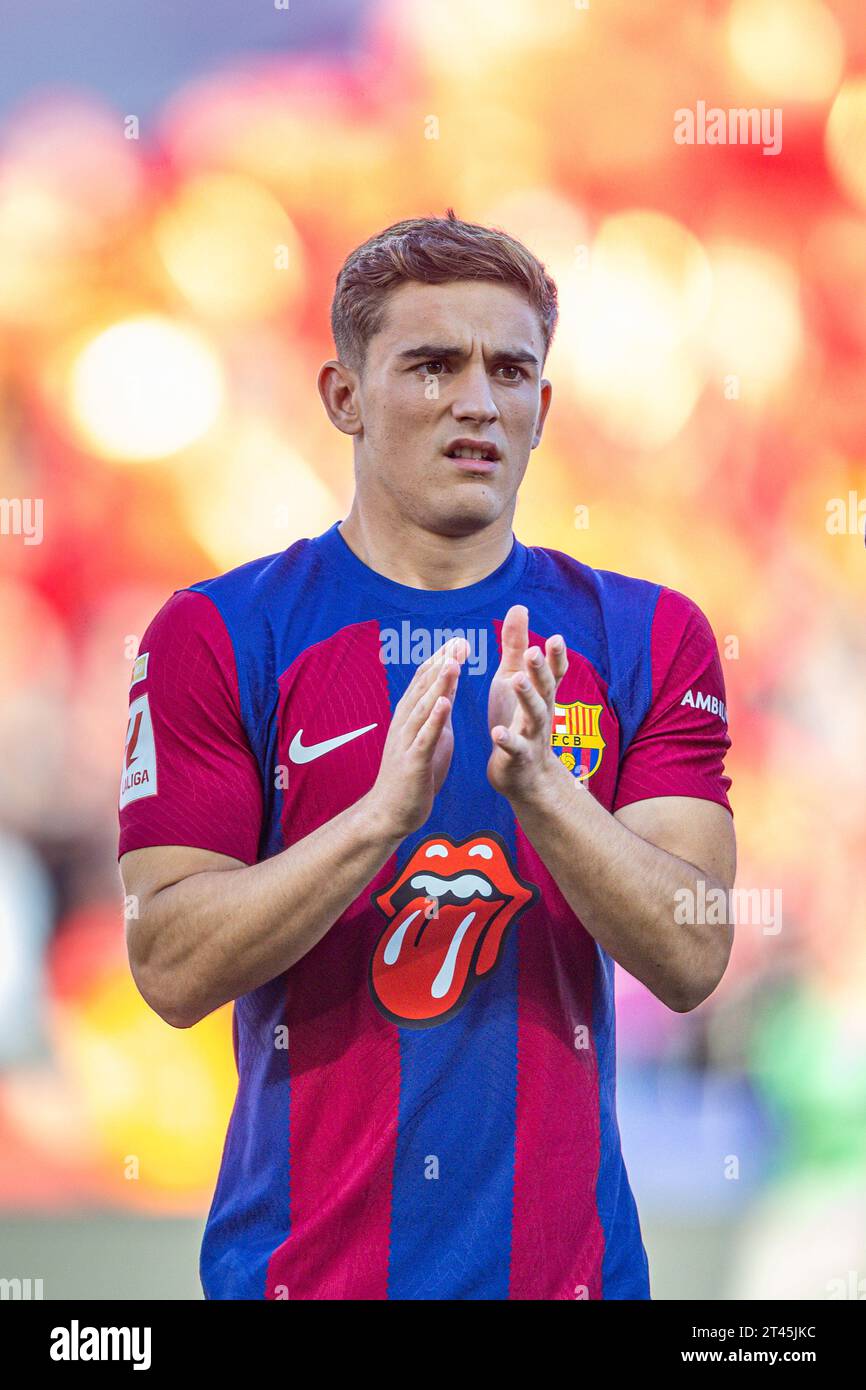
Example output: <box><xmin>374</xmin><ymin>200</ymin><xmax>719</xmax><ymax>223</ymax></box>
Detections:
<box><xmin>613</xmin><ymin>587</ymin><xmax>732</xmax><ymax>815</ymax></box>
<box><xmin>118</xmin><ymin>589</ymin><xmax>263</xmax><ymax>862</ymax></box>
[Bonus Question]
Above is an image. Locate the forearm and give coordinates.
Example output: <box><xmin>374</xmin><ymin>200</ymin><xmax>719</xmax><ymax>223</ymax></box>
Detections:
<box><xmin>511</xmin><ymin>761</ymin><xmax>732</xmax><ymax>1011</ymax></box>
<box><xmin>137</xmin><ymin>792</ymin><xmax>402</xmax><ymax>1026</ymax></box>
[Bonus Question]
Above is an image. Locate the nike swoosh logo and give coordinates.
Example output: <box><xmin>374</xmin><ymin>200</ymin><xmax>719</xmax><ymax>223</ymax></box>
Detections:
<box><xmin>288</xmin><ymin>723</ymin><xmax>378</xmax><ymax>764</ymax></box>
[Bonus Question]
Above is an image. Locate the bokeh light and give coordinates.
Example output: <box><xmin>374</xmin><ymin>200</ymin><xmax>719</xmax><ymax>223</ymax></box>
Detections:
<box><xmin>727</xmin><ymin>0</ymin><xmax>845</xmax><ymax>102</ymax></box>
<box><xmin>559</xmin><ymin>211</ymin><xmax>713</xmax><ymax>448</ymax></box>
<box><xmin>155</xmin><ymin>172</ymin><xmax>305</xmax><ymax>322</ymax></box>
<box><xmin>703</xmin><ymin>243</ymin><xmax>802</xmax><ymax>396</ymax></box>
<box><xmin>825</xmin><ymin>75</ymin><xmax>866</xmax><ymax>210</ymax></box>
<box><xmin>68</xmin><ymin>315</ymin><xmax>225</xmax><ymax>461</ymax></box>
<box><xmin>176</xmin><ymin>418</ymin><xmax>339</xmax><ymax>570</ymax></box>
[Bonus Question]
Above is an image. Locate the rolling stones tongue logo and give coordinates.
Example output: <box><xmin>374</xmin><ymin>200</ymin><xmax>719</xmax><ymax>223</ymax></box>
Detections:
<box><xmin>369</xmin><ymin>831</ymin><xmax>538</xmax><ymax>1029</ymax></box>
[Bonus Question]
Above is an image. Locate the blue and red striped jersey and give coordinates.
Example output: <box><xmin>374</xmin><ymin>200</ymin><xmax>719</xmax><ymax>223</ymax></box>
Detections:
<box><xmin>118</xmin><ymin>521</ymin><xmax>732</xmax><ymax>1299</ymax></box>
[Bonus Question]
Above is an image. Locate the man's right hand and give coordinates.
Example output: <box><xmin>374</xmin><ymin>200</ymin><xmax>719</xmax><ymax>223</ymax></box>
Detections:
<box><xmin>121</xmin><ymin>635</ymin><xmax>469</xmax><ymax>1027</ymax></box>
<box><xmin>367</xmin><ymin>636</ymin><xmax>469</xmax><ymax>840</ymax></box>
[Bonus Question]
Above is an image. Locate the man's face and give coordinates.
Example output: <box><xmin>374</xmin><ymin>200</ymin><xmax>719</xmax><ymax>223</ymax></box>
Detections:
<box><xmin>351</xmin><ymin>280</ymin><xmax>552</xmax><ymax>536</ymax></box>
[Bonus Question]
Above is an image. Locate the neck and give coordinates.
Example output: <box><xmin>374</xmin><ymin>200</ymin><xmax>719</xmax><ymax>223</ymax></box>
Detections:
<box><xmin>338</xmin><ymin>501</ymin><xmax>515</xmax><ymax>591</ymax></box>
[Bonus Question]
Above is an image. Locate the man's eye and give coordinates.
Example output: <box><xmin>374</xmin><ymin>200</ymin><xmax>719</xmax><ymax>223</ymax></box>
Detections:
<box><xmin>414</xmin><ymin>359</ymin><xmax>524</xmax><ymax>379</ymax></box>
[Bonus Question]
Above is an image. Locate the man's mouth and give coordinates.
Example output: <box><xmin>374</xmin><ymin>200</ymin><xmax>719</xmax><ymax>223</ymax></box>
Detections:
<box><xmin>370</xmin><ymin>832</ymin><xmax>537</xmax><ymax>1028</ymax></box>
<box><xmin>443</xmin><ymin>439</ymin><xmax>501</xmax><ymax>462</ymax></box>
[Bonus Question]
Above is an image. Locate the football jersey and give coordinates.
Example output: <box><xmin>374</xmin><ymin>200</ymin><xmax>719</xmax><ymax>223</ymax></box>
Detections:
<box><xmin>118</xmin><ymin>520</ymin><xmax>732</xmax><ymax>1300</ymax></box>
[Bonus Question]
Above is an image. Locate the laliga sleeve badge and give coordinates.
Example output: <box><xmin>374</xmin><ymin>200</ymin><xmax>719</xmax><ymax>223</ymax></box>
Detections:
<box><xmin>120</xmin><ymin>693</ymin><xmax>158</xmax><ymax>808</ymax></box>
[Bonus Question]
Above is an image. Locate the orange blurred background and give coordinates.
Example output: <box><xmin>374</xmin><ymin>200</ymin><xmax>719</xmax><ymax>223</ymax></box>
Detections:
<box><xmin>1</xmin><ymin>0</ymin><xmax>865</xmax><ymax>1298</ymax></box>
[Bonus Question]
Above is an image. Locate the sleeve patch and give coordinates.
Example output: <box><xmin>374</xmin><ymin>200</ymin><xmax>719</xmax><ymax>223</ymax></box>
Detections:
<box><xmin>120</xmin><ymin>693</ymin><xmax>158</xmax><ymax>808</ymax></box>
<box><xmin>130</xmin><ymin>652</ymin><xmax>149</xmax><ymax>686</ymax></box>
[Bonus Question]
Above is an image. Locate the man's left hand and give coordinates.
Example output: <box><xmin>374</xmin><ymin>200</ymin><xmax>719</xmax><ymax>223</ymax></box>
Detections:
<box><xmin>487</xmin><ymin>604</ymin><xmax>571</xmax><ymax>801</ymax></box>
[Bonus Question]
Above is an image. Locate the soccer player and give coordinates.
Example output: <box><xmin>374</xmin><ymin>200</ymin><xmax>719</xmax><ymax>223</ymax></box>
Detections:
<box><xmin>119</xmin><ymin>210</ymin><xmax>735</xmax><ymax>1300</ymax></box>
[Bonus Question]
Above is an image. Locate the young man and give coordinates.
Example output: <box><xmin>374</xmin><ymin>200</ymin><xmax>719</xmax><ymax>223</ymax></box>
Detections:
<box><xmin>119</xmin><ymin>210</ymin><xmax>735</xmax><ymax>1301</ymax></box>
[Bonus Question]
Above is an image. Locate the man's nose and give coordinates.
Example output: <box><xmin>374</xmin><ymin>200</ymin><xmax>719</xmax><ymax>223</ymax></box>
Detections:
<box><xmin>451</xmin><ymin>359</ymin><xmax>500</xmax><ymax>423</ymax></box>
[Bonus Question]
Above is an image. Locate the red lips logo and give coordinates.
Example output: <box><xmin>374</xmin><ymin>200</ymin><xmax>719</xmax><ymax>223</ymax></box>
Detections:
<box><xmin>369</xmin><ymin>831</ymin><xmax>538</xmax><ymax>1029</ymax></box>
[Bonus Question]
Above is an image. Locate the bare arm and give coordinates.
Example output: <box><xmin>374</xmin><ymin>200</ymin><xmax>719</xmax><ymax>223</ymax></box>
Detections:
<box><xmin>487</xmin><ymin>606</ymin><xmax>736</xmax><ymax>1013</ymax></box>
<box><xmin>122</xmin><ymin>637</ymin><xmax>469</xmax><ymax>1028</ymax></box>
<box><xmin>510</xmin><ymin>774</ymin><xmax>736</xmax><ymax>1011</ymax></box>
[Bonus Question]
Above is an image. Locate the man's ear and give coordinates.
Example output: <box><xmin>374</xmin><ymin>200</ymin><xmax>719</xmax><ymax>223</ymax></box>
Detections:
<box><xmin>317</xmin><ymin>359</ymin><xmax>363</xmax><ymax>437</ymax></box>
<box><xmin>532</xmin><ymin>378</ymin><xmax>553</xmax><ymax>448</ymax></box>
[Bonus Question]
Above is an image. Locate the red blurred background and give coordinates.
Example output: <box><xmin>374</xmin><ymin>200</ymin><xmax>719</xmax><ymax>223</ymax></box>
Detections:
<box><xmin>1</xmin><ymin>0</ymin><xmax>865</xmax><ymax>1298</ymax></box>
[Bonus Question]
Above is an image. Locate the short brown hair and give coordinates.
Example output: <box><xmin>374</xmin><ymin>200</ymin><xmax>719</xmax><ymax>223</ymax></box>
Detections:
<box><xmin>330</xmin><ymin>208</ymin><xmax>559</xmax><ymax>374</ymax></box>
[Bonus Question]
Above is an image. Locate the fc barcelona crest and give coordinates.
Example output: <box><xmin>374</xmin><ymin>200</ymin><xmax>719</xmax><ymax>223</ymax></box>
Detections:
<box><xmin>551</xmin><ymin>700</ymin><xmax>605</xmax><ymax>781</ymax></box>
